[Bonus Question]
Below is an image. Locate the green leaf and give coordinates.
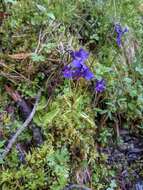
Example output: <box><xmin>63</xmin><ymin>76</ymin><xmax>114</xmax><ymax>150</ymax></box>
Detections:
<box><xmin>123</xmin><ymin>77</ymin><xmax>132</xmax><ymax>84</ymax></box>
<box><xmin>37</xmin><ymin>96</ymin><xmax>47</xmax><ymax>111</ymax></box>
<box><xmin>31</xmin><ymin>53</ymin><xmax>45</xmax><ymax>62</ymax></box>
<box><xmin>80</xmin><ymin>112</ymin><xmax>95</xmax><ymax>127</ymax></box>
<box><xmin>0</xmin><ymin>157</ymin><xmax>4</xmax><ymax>164</ymax></box>
<box><xmin>43</xmin><ymin>43</ymin><xmax>57</xmax><ymax>53</ymax></box>
<box><xmin>0</xmin><ymin>140</ymin><xmax>6</xmax><ymax>148</ymax></box>
<box><xmin>135</xmin><ymin>67</ymin><xmax>143</xmax><ymax>75</ymax></box>
<box><xmin>42</xmin><ymin>109</ymin><xmax>60</xmax><ymax>126</ymax></box>
<box><xmin>129</xmin><ymin>89</ymin><xmax>137</xmax><ymax>97</ymax></box>
<box><xmin>36</xmin><ymin>4</ymin><xmax>47</xmax><ymax>12</ymax></box>
<box><xmin>47</xmin><ymin>12</ymin><xmax>55</xmax><ymax>20</ymax></box>
<box><xmin>34</xmin><ymin>108</ymin><xmax>60</xmax><ymax>127</ymax></box>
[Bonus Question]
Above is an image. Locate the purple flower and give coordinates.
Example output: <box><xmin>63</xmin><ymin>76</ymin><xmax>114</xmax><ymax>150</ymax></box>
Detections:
<box><xmin>63</xmin><ymin>65</ymin><xmax>73</xmax><ymax>79</ymax></box>
<box><xmin>70</xmin><ymin>48</ymin><xmax>89</xmax><ymax>62</ymax></box>
<box><xmin>81</xmin><ymin>66</ymin><xmax>95</xmax><ymax>80</ymax></box>
<box><xmin>63</xmin><ymin>48</ymin><xmax>94</xmax><ymax>80</ymax></box>
<box><xmin>63</xmin><ymin>64</ymin><xmax>94</xmax><ymax>80</ymax></box>
<box><xmin>71</xmin><ymin>59</ymin><xmax>83</xmax><ymax>68</ymax></box>
<box><xmin>95</xmin><ymin>79</ymin><xmax>106</xmax><ymax>93</ymax></box>
<box><xmin>115</xmin><ymin>24</ymin><xmax>128</xmax><ymax>47</ymax></box>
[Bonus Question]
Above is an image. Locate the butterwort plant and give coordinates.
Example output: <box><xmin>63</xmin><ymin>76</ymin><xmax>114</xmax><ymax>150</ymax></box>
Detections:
<box><xmin>63</xmin><ymin>48</ymin><xmax>106</xmax><ymax>93</ymax></box>
<box><xmin>63</xmin><ymin>48</ymin><xmax>94</xmax><ymax>80</ymax></box>
<box><xmin>115</xmin><ymin>23</ymin><xmax>128</xmax><ymax>47</ymax></box>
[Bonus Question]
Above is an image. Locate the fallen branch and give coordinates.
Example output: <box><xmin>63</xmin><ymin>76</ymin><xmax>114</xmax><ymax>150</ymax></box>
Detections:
<box><xmin>1</xmin><ymin>90</ymin><xmax>41</xmax><ymax>160</ymax></box>
<box><xmin>5</xmin><ymin>85</ymin><xmax>43</xmax><ymax>146</ymax></box>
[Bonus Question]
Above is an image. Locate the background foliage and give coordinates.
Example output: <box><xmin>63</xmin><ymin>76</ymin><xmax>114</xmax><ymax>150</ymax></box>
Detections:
<box><xmin>0</xmin><ymin>0</ymin><xmax>143</xmax><ymax>189</ymax></box>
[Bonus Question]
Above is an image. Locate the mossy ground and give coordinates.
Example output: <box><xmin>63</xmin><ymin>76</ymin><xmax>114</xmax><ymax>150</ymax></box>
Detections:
<box><xmin>0</xmin><ymin>0</ymin><xmax>143</xmax><ymax>189</ymax></box>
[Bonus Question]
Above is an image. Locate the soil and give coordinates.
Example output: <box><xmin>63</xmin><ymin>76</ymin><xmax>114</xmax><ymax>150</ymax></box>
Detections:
<box><xmin>100</xmin><ymin>129</ymin><xmax>143</xmax><ymax>190</ymax></box>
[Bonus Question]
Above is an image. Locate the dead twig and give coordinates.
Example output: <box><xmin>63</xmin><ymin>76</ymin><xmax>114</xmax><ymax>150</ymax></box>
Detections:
<box><xmin>35</xmin><ymin>29</ymin><xmax>42</xmax><ymax>54</ymax></box>
<box><xmin>5</xmin><ymin>85</ymin><xmax>22</xmax><ymax>102</ymax></box>
<box><xmin>1</xmin><ymin>90</ymin><xmax>42</xmax><ymax>160</ymax></box>
<box><xmin>8</xmin><ymin>53</ymin><xmax>31</xmax><ymax>60</ymax></box>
